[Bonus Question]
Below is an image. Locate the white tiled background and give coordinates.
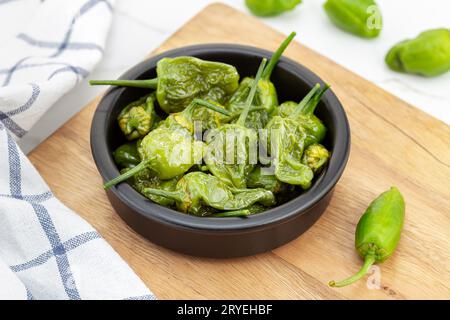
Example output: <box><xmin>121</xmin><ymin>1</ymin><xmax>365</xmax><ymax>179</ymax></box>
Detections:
<box><xmin>17</xmin><ymin>0</ymin><xmax>450</xmax><ymax>153</ymax></box>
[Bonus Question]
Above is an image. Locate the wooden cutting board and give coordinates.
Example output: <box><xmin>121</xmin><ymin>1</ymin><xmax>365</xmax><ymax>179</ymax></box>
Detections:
<box><xmin>28</xmin><ymin>3</ymin><xmax>450</xmax><ymax>299</ymax></box>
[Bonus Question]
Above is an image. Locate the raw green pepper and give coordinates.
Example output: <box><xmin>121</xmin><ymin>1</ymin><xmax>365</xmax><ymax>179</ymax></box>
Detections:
<box><xmin>204</xmin><ymin>58</ymin><xmax>267</xmax><ymax>189</ymax></box>
<box><xmin>245</xmin><ymin>0</ymin><xmax>302</xmax><ymax>17</ymax></box>
<box><xmin>265</xmin><ymin>84</ymin><xmax>329</xmax><ymax>189</ymax></box>
<box><xmin>301</xmin><ymin>143</ymin><xmax>330</xmax><ymax>174</ymax></box>
<box><xmin>90</xmin><ymin>56</ymin><xmax>240</xmax><ymax>113</ymax></box>
<box><xmin>323</xmin><ymin>0</ymin><xmax>382</xmax><ymax>38</ymax></box>
<box><xmin>113</xmin><ymin>142</ymin><xmax>140</xmax><ymax>169</ymax></box>
<box><xmin>385</xmin><ymin>28</ymin><xmax>450</xmax><ymax>77</ymax></box>
<box><xmin>227</xmin><ymin>32</ymin><xmax>296</xmax><ymax>129</ymax></box>
<box><xmin>103</xmin><ymin>99</ymin><xmax>231</xmax><ymax>189</ymax></box>
<box><xmin>329</xmin><ymin>187</ymin><xmax>405</xmax><ymax>287</ymax></box>
<box><xmin>143</xmin><ymin>172</ymin><xmax>275</xmax><ymax>216</ymax></box>
<box><xmin>117</xmin><ymin>93</ymin><xmax>159</xmax><ymax>140</ymax></box>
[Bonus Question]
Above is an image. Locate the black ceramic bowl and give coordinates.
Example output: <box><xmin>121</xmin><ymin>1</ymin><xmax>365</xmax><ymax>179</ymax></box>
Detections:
<box><xmin>91</xmin><ymin>44</ymin><xmax>350</xmax><ymax>258</ymax></box>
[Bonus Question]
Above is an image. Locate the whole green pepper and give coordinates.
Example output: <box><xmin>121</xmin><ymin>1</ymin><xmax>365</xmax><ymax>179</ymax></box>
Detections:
<box><xmin>103</xmin><ymin>99</ymin><xmax>231</xmax><ymax>189</ymax></box>
<box><xmin>246</xmin><ymin>166</ymin><xmax>290</xmax><ymax>194</ymax></box>
<box><xmin>212</xmin><ymin>204</ymin><xmax>267</xmax><ymax>218</ymax></box>
<box><xmin>204</xmin><ymin>58</ymin><xmax>267</xmax><ymax>189</ymax></box>
<box><xmin>323</xmin><ymin>0</ymin><xmax>382</xmax><ymax>38</ymax></box>
<box><xmin>227</xmin><ymin>32</ymin><xmax>296</xmax><ymax>130</ymax></box>
<box><xmin>117</xmin><ymin>93</ymin><xmax>159</xmax><ymax>140</ymax></box>
<box><xmin>143</xmin><ymin>172</ymin><xmax>275</xmax><ymax>216</ymax></box>
<box><xmin>385</xmin><ymin>28</ymin><xmax>450</xmax><ymax>77</ymax></box>
<box><xmin>90</xmin><ymin>56</ymin><xmax>240</xmax><ymax>113</ymax></box>
<box><xmin>265</xmin><ymin>84</ymin><xmax>329</xmax><ymax>189</ymax></box>
<box><xmin>113</xmin><ymin>142</ymin><xmax>141</xmax><ymax>169</ymax></box>
<box><xmin>301</xmin><ymin>143</ymin><xmax>330</xmax><ymax>174</ymax></box>
<box><xmin>245</xmin><ymin>0</ymin><xmax>302</xmax><ymax>17</ymax></box>
<box><xmin>329</xmin><ymin>187</ymin><xmax>405</xmax><ymax>287</ymax></box>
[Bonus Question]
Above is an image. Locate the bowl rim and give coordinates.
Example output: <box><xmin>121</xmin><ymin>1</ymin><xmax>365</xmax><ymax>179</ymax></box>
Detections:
<box><xmin>90</xmin><ymin>43</ymin><xmax>351</xmax><ymax>233</ymax></box>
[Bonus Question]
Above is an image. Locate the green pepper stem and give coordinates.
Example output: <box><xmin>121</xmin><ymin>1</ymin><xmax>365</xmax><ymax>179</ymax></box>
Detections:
<box><xmin>299</xmin><ymin>84</ymin><xmax>330</xmax><ymax>116</ymax></box>
<box><xmin>291</xmin><ymin>84</ymin><xmax>321</xmax><ymax>118</ymax></box>
<box><xmin>262</xmin><ymin>31</ymin><xmax>296</xmax><ymax>80</ymax></box>
<box><xmin>329</xmin><ymin>255</ymin><xmax>376</xmax><ymax>288</ymax></box>
<box><xmin>142</xmin><ymin>188</ymin><xmax>182</xmax><ymax>201</ymax></box>
<box><xmin>212</xmin><ymin>209</ymin><xmax>251</xmax><ymax>218</ymax></box>
<box><xmin>89</xmin><ymin>78</ymin><xmax>158</xmax><ymax>89</ymax></box>
<box><xmin>192</xmin><ymin>99</ymin><xmax>231</xmax><ymax>116</ymax></box>
<box><xmin>237</xmin><ymin>58</ymin><xmax>267</xmax><ymax>127</ymax></box>
<box><xmin>103</xmin><ymin>159</ymin><xmax>152</xmax><ymax>190</ymax></box>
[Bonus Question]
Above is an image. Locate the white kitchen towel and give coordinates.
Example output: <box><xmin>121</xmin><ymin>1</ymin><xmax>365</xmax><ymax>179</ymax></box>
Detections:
<box><xmin>0</xmin><ymin>0</ymin><xmax>155</xmax><ymax>300</ymax></box>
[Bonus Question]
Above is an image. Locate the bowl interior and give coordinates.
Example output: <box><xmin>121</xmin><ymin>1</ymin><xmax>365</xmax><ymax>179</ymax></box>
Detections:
<box><xmin>92</xmin><ymin>44</ymin><xmax>350</xmax><ymax>231</ymax></box>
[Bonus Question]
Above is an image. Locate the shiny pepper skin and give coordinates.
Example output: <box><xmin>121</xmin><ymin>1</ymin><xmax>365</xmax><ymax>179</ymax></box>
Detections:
<box><xmin>118</xmin><ymin>94</ymin><xmax>158</xmax><ymax>140</ymax></box>
<box><xmin>245</xmin><ymin>0</ymin><xmax>302</xmax><ymax>17</ymax></box>
<box><xmin>323</xmin><ymin>0</ymin><xmax>382</xmax><ymax>38</ymax></box>
<box><xmin>385</xmin><ymin>28</ymin><xmax>450</xmax><ymax>77</ymax></box>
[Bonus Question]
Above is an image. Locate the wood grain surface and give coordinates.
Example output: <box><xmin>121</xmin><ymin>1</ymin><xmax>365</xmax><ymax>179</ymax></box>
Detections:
<box><xmin>28</xmin><ymin>3</ymin><xmax>450</xmax><ymax>299</ymax></box>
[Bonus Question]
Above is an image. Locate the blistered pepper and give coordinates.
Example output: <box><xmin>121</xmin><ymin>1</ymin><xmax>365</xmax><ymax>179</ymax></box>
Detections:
<box><xmin>245</xmin><ymin>0</ymin><xmax>302</xmax><ymax>17</ymax></box>
<box><xmin>385</xmin><ymin>28</ymin><xmax>450</xmax><ymax>77</ymax></box>
<box><xmin>113</xmin><ymin>142</ymin><xmax>141</xmax><ymax>169</ymax></box>
<box><xmin>227</xmin><ymin>32</ymin><xmax>296</xmax><ymax>129</ymax></box>
<box><xmin>323</xmin><ymin>0</ymin><xmax>382</xmax><ymax>38</ymax></box>
<box><xmin>204</xmin><ymin>58</ymin><xmax>267</xmax><ymax>189</ymax></box>
<box><xmin>90</xmin><ymin>56</ymin><xmax>240</xmax><ymax>113</ymax></box>
<box><xmin>103</xmin><ymin>99</ymin><xmax>230</xmax><ymax>189</ymax></box>
<box><xmin>329</xmin><ymin>187</ymin><xmax>405</xmax><ymax>287</ymax></box>
<box><xmin>143</xmin><ymin>172</ymin><xmax>275</xmax><ymax>216</ymax></box>
<box><xmin>301</xmin><ymin>143</ymin><xmax>330</xmax><ymax>174</ymax></box>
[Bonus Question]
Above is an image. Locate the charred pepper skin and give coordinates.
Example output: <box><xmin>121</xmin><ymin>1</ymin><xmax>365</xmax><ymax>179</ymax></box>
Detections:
<box><xmin>329</xmin><ymin>187</ymin><xmax>405</xmax><ymax>287</ymax></box>
<box><xmin>143</xmin><ymin>172</ymin><xmax>275</xmax><ymax>216</ymax></box>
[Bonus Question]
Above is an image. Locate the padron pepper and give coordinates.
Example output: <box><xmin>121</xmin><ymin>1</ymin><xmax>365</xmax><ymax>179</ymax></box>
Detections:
<box><xmin>245</xmin><ymin>0</ymin><xmax>302</xmax><ymax>17</ymax></box>
<box><xmin>117</xmin><ymin>93</ymin><xmax>159</xmax><ymax>140</ymax></box>
<box><xmin>103</xmin><ymin>99</ymin><xmax>231</xmax><ymax>189</ymax></box>
<box><xmin>265</xmin><ymin>84</ymin><xmax>329</xmax><ymax>189</ymax></box>
<box><xmin>329</xmin><ymin>187</ymin><xmax>405</xmax><ymax>287</ymax></box>
<box><xmin>90</xmin><ymin>56</ymin><xmax>240</xmax><ymax>113</ymax></box>
<box><xmin>385</xmin><ymin>28</ymin><xmax>450</xmax><ymax>77</ymax></box>
<box><xmin>301</xmin><ymin>143</ymin><xmax>330</xmax><ymax>174</ymax></box>
<box><xmin>113</xmin><ymin>141</ymin><xmax>141</xmax><ymax>169</ymax></box>
<box><xmin>246</xmin><ymin>166</ymin><xmax>291</xmax><ymax>194</ymax></box>
<box><xmin>227</xmin><ymin>32</ymin><xmax>296</xmax><ymax>130</ymax></box>
<box><xmin>143</xmin><ymin>172</ymin><xmax>275</xmax><ymax>216</ymax></box>
<box><xmin>323</xmin><ymin>0</ymin><xmax>382</xmax><ymax>38</ymax></box>
<box><xmin>204</xmin><ymin>58</ymin><xmax>267</xmax><ymax>189</ymax></box>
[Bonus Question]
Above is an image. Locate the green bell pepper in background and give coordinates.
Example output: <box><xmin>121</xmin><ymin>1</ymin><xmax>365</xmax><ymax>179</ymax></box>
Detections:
<box><xmin>301</xmin><ymin>143</ymin><xmax>330</xmax><ymax>174</ymax></box>
<box><xmin>204</xmin><ymin>58</ymin><xmax>267</xmax><ymax>189</ymax></box>
<box><xmin>245</xmin><ymin>0</ymin><xmax>302</xmax><ymax>17</ymax></box>
<box><xmin>117</xmin><ymin>93</ymin><xmax>159</xmax><ymax>140</ymax></box>
<box><xmin>385</xmin><ymin>28</ymin><xmax>450</xmax><ymax>77</ymax></box>
<box><xmin>330</xmin><ymin>187</ymin><xmax>405</xmax><ymax>287</ymax></box>
<box><xmin>90</xmin><ymin>56</ymin><xmax>240</xmax><ymax>113</ymax></box>
<box><xmin>227</xmin><ymin>32</ymin><xmax>296</xmax><ymax>130</ymax></box>
<box><xmin>323</xmin><ymin>0</ymin><xmax>382</xmax><ymax>38</ymax></box>
<box><xmin>103</xmin><ymin>99</ymin><xmax>231</xmax><ymax>189</ymax></box>
<box><xmin>113</xmin><ymin>142</ymin><xmax>141</xmax><ymax>169</ymax></box>
<box><xmin>143</xmin><ymin>172</ymin><xmax>275</xmax><ymax>216</ymax></box>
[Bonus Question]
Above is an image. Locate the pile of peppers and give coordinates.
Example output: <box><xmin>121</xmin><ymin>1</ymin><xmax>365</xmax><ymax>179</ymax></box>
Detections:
<box><xmin>90</xmin><ymin>32</ymin><xmax>332</xmax><ymax>218</ymax></box>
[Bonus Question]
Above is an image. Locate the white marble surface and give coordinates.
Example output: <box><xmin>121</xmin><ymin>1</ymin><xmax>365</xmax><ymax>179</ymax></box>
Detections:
<box><xmin>18</xmin><ymin>0</ymin><xmax>450</xmax><ymax>153</ymax></box>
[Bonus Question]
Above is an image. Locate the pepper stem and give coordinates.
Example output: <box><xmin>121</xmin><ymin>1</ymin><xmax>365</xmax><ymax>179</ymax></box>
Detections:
<box><xmin>212</xmin><ymin>209</ymin><xmax>251</xmax><ymax>218</ymax></box>
<box><xmin>262</xmin><ymin>31</ymin><xmax>296</xmax><ymax>80</ymax></box>
<box><xmin>299</xmin><ymin>84</ymin><xmax>330</xmax><ymax>116</ymax></box>
<box><xmin>192</xmin><ymin>99</ymin><xmax>231</xmax><ymax>116</ymax></box>
<box><xmin>291</xmin><ymin>84</ymin><xmax>321</xmax><ymax>118</ymax></box>
<box><xmin>236</xmin><ymin>58</ymin><xmax>267</xmax><ymax>127</ymax></box>
<box><xmin>142</xmin><ymin>188</ymin><xmax>182</xmax><ymax>201</ymax></box>
<box><xmin>89</xmin><ymin>78</ymin><xmax>158</xmax><ymax>89</ymax></box>
<box><xmin>103</xmin><ymin>159</ymin><xmax>152</xmax><ymax>190</ymax></box>
<box><xmin>329</xmin><ymin>255</ymin><xmax>376</xmax><ymax>288</ymax></box>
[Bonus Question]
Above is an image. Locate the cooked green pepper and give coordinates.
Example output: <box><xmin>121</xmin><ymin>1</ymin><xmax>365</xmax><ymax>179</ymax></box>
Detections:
<box><xmin>266</xmin><ymin>84</ymin><xmax>329</xmax><ymax>189</ymax></box>
<box><xmin>90</xmin><ymin>56</ymin><xmax>240</xmax><ymax>113</ymax></box>
<box><xmin>227</xmin><ymin>32</ymin><xmax>296</xmax><ymax>129</ymax></box>
<box><xmin>385</xmin><ymin>28</ymin><xmax>450</xmax><ymax>77</ymax></box>
<box><xmin>212</xmin><ymin>204</ymin><xmax>267</xmax><ymax>217</ymax></box>
<box><xmin>301</xmin><ymin>143</ymin><xmax>330</xmax><ymax>174</ymax></box>
<box><xmin>246</xmin><ymin>166</ymin><xmax>289</xmax><ymax>194</ymax></box>
<box><xmin>323</xmin><ymin>0</ymin><xmax>382</xmax><ymax>38</ymax></box>
<box><xmin>329</xmin><ymin>187</ymin><xmax>405</xmax><ymax>287</ymax></box>
<box><xmin>245</xmin><ymin>0</ymin><xmax>302</xmax><ymax>17</ymax></box>
<box><xmin>113</xmin><ymin>142</ymin><xmax>140</xmax><ymax>169</ymax></box>
<box><xmin>103</xmin><ymin>99</ymin><xmax>231</xmax><ymax>189</ymax></box>
<box><xmin>143</xmin><ymin>172</ymin><xmax>275</xmax><ymax>216</ymax></box>
<box><xmin>117</xmin><ymin>93</ymin><xmax>159</xmax><ymax>140</ymax></box>
<box><xmin>204</xmin><ymin>58</ymin><xmax>267</xmax><ymax>189</ymax></box>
